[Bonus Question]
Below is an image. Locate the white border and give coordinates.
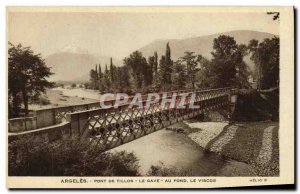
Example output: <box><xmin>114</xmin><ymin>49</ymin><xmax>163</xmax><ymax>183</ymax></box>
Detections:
<box><xmin>1</xmin><ymin>0</ymin><xmax>298</xmax><ymax>193</ymax></box>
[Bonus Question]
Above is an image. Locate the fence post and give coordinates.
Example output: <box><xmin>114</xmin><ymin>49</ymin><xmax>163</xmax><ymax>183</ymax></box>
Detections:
<box><xmin>67</xmin><ymin>111</ymin><xmax>90</xmax><ymax>139</ymax></box>
<box><xmin>67</xmin><ymin>113</ymin><xmax>79</xmax><ymax>138</ymax></box>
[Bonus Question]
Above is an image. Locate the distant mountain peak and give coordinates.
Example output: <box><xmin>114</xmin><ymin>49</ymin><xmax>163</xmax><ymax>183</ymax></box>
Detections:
<box><xmin>46</xmin><ymin>30</ymin><xmax>276</xmax><ymax>82</ymax></box>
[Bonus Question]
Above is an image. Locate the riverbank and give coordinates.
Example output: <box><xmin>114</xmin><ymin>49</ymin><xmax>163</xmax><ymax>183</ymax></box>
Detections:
<box><xmin>29</xmin><ymin>88</ymin><xmax>99</xmax><ymax>110</ymax></box>
<box><xmin>184</xmin><ymin>120</ymin><xmax>279</xmax><ymax>176</ymax></box>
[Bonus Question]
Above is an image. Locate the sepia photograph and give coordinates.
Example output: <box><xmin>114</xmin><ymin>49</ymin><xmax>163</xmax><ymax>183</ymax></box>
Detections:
<box><xmin>6</xmin><ymin>6</ymin><xmax>294</xmax><ymax>188</ymax></box>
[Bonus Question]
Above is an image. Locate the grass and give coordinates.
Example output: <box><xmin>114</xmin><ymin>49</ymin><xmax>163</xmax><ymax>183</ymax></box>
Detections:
<box><xmin>206</xmin><ymin>122</ymin><xmax>279</xmax><ymax>176</ymax></box>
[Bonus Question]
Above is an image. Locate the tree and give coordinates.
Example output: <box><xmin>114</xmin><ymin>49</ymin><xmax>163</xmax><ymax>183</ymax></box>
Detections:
<box><xmin>119</xmin><ymin>66</ymin><xmax>131</xmax><ymax>89</ymax></box>
<box><xmin>172</xmin><ymin>61</ymin><xmax>187</xmax><ymax>89</ymax></box>
<box><xmin>8</xmin><ymin>42</ymin><xmax>54</xmax><ymax>116</ymax></box>
<box><xmin>248</xmin><ymin>37</ymin><xmax>279</xmax><ymax>89</ymax></box>
<box><xmin>159</xmin><ymin>55</ymin><xmax>166</xmax><ymax>85</ymax></box>
<box><xmin>95</xmin><ymin>64</ymin><xmax>99</xmax><ymax>88</ymax></box>
<box><xmin>110</xmin><ymin>58</ymin><xmax>116</xmax><ymax>85</ymax></box>
<box><xmin>159</xmin><ymin>43</ymin><xmax>173</xmax><ymax>90</ymax></box>
<box><xmin>154</xmin><ymin>51</ymin><xmax>158</xmax><ymax>75</ymax></box>
<box><xmin>89</xmin><ymin>69</ymin><xmax>98</xmax><ymax>90</ymax></box>
<box><xmin>98</xmin><ymin>64</ymin><xmax>103</xmax><ymax>91</ymax></box>
<box><xmin>152</xmin><ymin>52</ymin><xmax>160</xmax><ymax>89</ymax></box>
<box><xmin>103</xmin><ymin>64</ymin><xmax>111</xmax><ymax>90</ymax></box>
<box><xmin>165</xmin><ymin>43</ymin><xmax>173</xmax><ymax>85</ymax></box>
<box><xmin>207</xmin><ymin>35</ymin><xmax>247</xmax><ymax>88</ymax></box>
<box><xmin>178</xmin><ymin>51</ymin><xmax>199</xmax><ymax>89</ymax></box>
<box><xmin>195</xmin><ymin>55</ymin><xmax>211</xmax><ymax>88</ymax></box>
<box><xmin>147</xmin><ymin>56</ymin><xmax>155</xmax><ymax>86</ymax></box>
<box><xmin>234</xmin><ymin>44</ymin><xmax>250</xmax><ymax>88</ymax></box>
<box><xmin>124</xmin><ymin>51</ymin><xmax>148</xmax><ymax>89</ymax></box>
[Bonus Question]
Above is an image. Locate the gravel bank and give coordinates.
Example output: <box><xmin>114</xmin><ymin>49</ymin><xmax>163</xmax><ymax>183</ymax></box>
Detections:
<box><xmin>184</xmin><ymin>121</ymin><xmax>228</xmax><ymax>148</ymax></box>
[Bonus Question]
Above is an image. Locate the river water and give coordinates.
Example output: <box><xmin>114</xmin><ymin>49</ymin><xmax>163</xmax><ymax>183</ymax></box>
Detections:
<box><xmin>110</xmin><ymin>129</ymin><xmax>230</xmax><ymax>176</ymax></box>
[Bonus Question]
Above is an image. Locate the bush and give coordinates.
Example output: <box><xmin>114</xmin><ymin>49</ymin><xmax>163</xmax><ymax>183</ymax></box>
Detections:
<box><xmin>38</xmin><ymin>96</ymin><xmax>51</xmax><ymax>105</ymax></box>
<box><xmin>54</xmin><ymin>82</ymin><xmax>64</xmax><ymax>88</ymax></box>
<box><xmin>147</xmin><ymin>162</ymin><xmax>193</xmax><ymax>176</ymax></box>
<box><xmin>8</xmin><ymin>138</ymin><xmax>140</xmax><ymax>176</ymax></box>
<box><xmin>233</xmin><ymin>90</ymin><xmax>279</xmax><ymax>122</ymax></box>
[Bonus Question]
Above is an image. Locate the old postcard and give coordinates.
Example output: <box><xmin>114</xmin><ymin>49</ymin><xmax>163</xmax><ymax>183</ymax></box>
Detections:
<box><xmin>6</xmin><ymin>6</ymin><xmax>294</xmax><ymax>188</ymax></box>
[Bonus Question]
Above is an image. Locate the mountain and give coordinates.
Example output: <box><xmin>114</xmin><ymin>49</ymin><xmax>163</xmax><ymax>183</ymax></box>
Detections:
<box><xmin>45</xmin><ymin>49</ymin><xmax>122</xmax><ymax>82</ymax></box>
<box><xmin>138</xmin><ymin>30</ymin><xmax>277</xmax><ymax>71</ymax></box>
<box><xmin>46</xmin><ymin>31</ymin><xmax>276</xmax><ymax>82</ymax></box>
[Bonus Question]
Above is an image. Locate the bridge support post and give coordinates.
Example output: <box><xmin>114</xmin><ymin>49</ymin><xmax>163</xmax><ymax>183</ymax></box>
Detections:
<box><xmin>228</xmin><ymin>91</ymin><xmax>238</xmax><ymax>124</ymax></box>
<box><xmin>66</xmin><ymin>112</ymin><xmax>90</xmax><ymax>139</ymax></box>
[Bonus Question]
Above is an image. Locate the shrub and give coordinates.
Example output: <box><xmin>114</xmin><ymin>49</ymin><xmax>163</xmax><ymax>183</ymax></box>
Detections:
<box><xmin>233</xmin><ymin>90</ymin><xmax>279</xmax><ymax>122</ymax></box>
<box><xmin>38</xmin><ymin>96</ymin><xmax>51</xmax><ymax>105</ymax></box>
<box><xmin>8</xmin><ymin>138</ymin><xmax>140</xmax><ymax>176</ymax></box>
<box><xmin>147</xmin><ymin>162</ymin><xmax>193</xmax><ymax>176</ymax></box>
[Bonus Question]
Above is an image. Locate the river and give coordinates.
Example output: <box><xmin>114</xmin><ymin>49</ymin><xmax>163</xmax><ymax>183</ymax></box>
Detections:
<box><xmin>110</xmin><ymin>129</ymin><xmax>252</xmax><ymax>176</ymax></box>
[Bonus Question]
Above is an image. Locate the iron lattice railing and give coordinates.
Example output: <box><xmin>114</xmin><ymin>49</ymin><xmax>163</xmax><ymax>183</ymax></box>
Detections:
<box><xmin>67</xmin><ymin>87</ymin><xmax>233</xmax><ymax>151</ymax></box>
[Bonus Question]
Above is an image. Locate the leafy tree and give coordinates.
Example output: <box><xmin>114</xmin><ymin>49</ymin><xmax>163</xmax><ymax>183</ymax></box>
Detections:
<box><xmin>159</xmin><ymin>55</ymin><xmax>166</xmax><ymax>86</ymax></box>
<box><xmin>146</xmin><ymin>56</ymin><xmax>155</xmax><ymax>86</ymax></box>
<box><xmin>119</xmin><ymin>66</ymin><xmax>131</xmax><ymax>90</ymax></box>
<box><xmin>158</xmin><ymin>43</ymin><xmax>174</xmax><ymax>90</ymax></box>
<box><xmin>234</xmin><ymin>44</ymin><xmax>250</xmax><ymax>88</ymax></box>
<box><xmin>154</xmin><ymin>51</ymin><xmax>158</xmax><ymax>75</ymax></box>
<box><xmin>124</xmin><ymin>51</ymin><xmax>148</xmax><ymax>89</ymax></box>
<box><xmin>89</xmin><ymin>68</ymin><xmax>98</xmax><ymax>90</ymax></box>
<box><xmin>152</xmin><ymin>52</ymin><xmax>160</xmax><ymax>89</ymax></box>
<box><xmin>248</xmin><ymin>37</ymin><xmax>279</xmax><ymax>89</ymax></box>
<box><xmin>98</xmin><ymin>64</ymin><xmax>103</xmax><ymax>91</ymax></box>
<box><xmin>110</xmin><ymin>58</ymin><xmax>117</xmax><ymax>87</ymax></box>
<box><xmin>205</xmin><ymin>35</ymin><xmax>249</xmax><ymax>88</ymax></box>
<box><xmin>165</xmin><ymin>43</ymin><xmax>173</xmax><ymax>85</ymax></box>
<box><xmin>8</xmin><ymin>42</ymin><xmax>54</xmax><ymax>116</ymax></box>
<box><xmin>159</xmin><ymin>43</ymin><xmax>173</xmax><ymax>89</ymax></box>
<box><xmin>178</xmin><ymin>51</ymin><xmax>199</xmax><ymax>89</ymax></box>
<box><xmin>103</xmin><ymin>64</ymin><xmax>111</xmax><ymax>90</ymax></box>
<box><xmin>195</xmin><ymin>55</ymin><xmax>211</xmax><ymax>88</ymax></box>
<box><xmin>172</xmin><ymin>61</ymin><xmax>187</xmax><ymax>89</ymax></box>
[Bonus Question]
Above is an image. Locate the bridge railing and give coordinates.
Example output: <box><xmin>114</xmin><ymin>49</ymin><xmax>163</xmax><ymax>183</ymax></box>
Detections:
<box><xmin>66</xmin><ymin>87</ymin><xmax>232</xmax><ymax>151</ymax></box>
<box><xmin>8</xmin><ymin>102</ymin><xmax>100</xmax><ymax>132</ymax></box>
<box><xmin>8</xmin><ymin>87</ymin><xmax>235</xmax><ymax>149</ymax></box>
<box><xmin>8</xmin><ymin>88</ymin><xmax>214</xmax><ymax>133</ymax></box>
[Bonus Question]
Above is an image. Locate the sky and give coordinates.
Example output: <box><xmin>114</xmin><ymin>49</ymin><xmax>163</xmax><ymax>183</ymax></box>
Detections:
<box><xmin>8</xmin><ymin>10</ymin><xmax>279</xmax><ymax>59</ymax></box>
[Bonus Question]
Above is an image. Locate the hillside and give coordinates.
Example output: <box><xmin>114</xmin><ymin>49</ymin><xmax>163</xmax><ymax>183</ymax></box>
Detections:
<box><xmin>46</xmin><ymin>30</ymin><xmax>276</xmax><ymax>82</ymax></box>
<box><xmin>138</xmin><ymin>30</ymin><xmax>276</xmax><ymax>70</ymax></box>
